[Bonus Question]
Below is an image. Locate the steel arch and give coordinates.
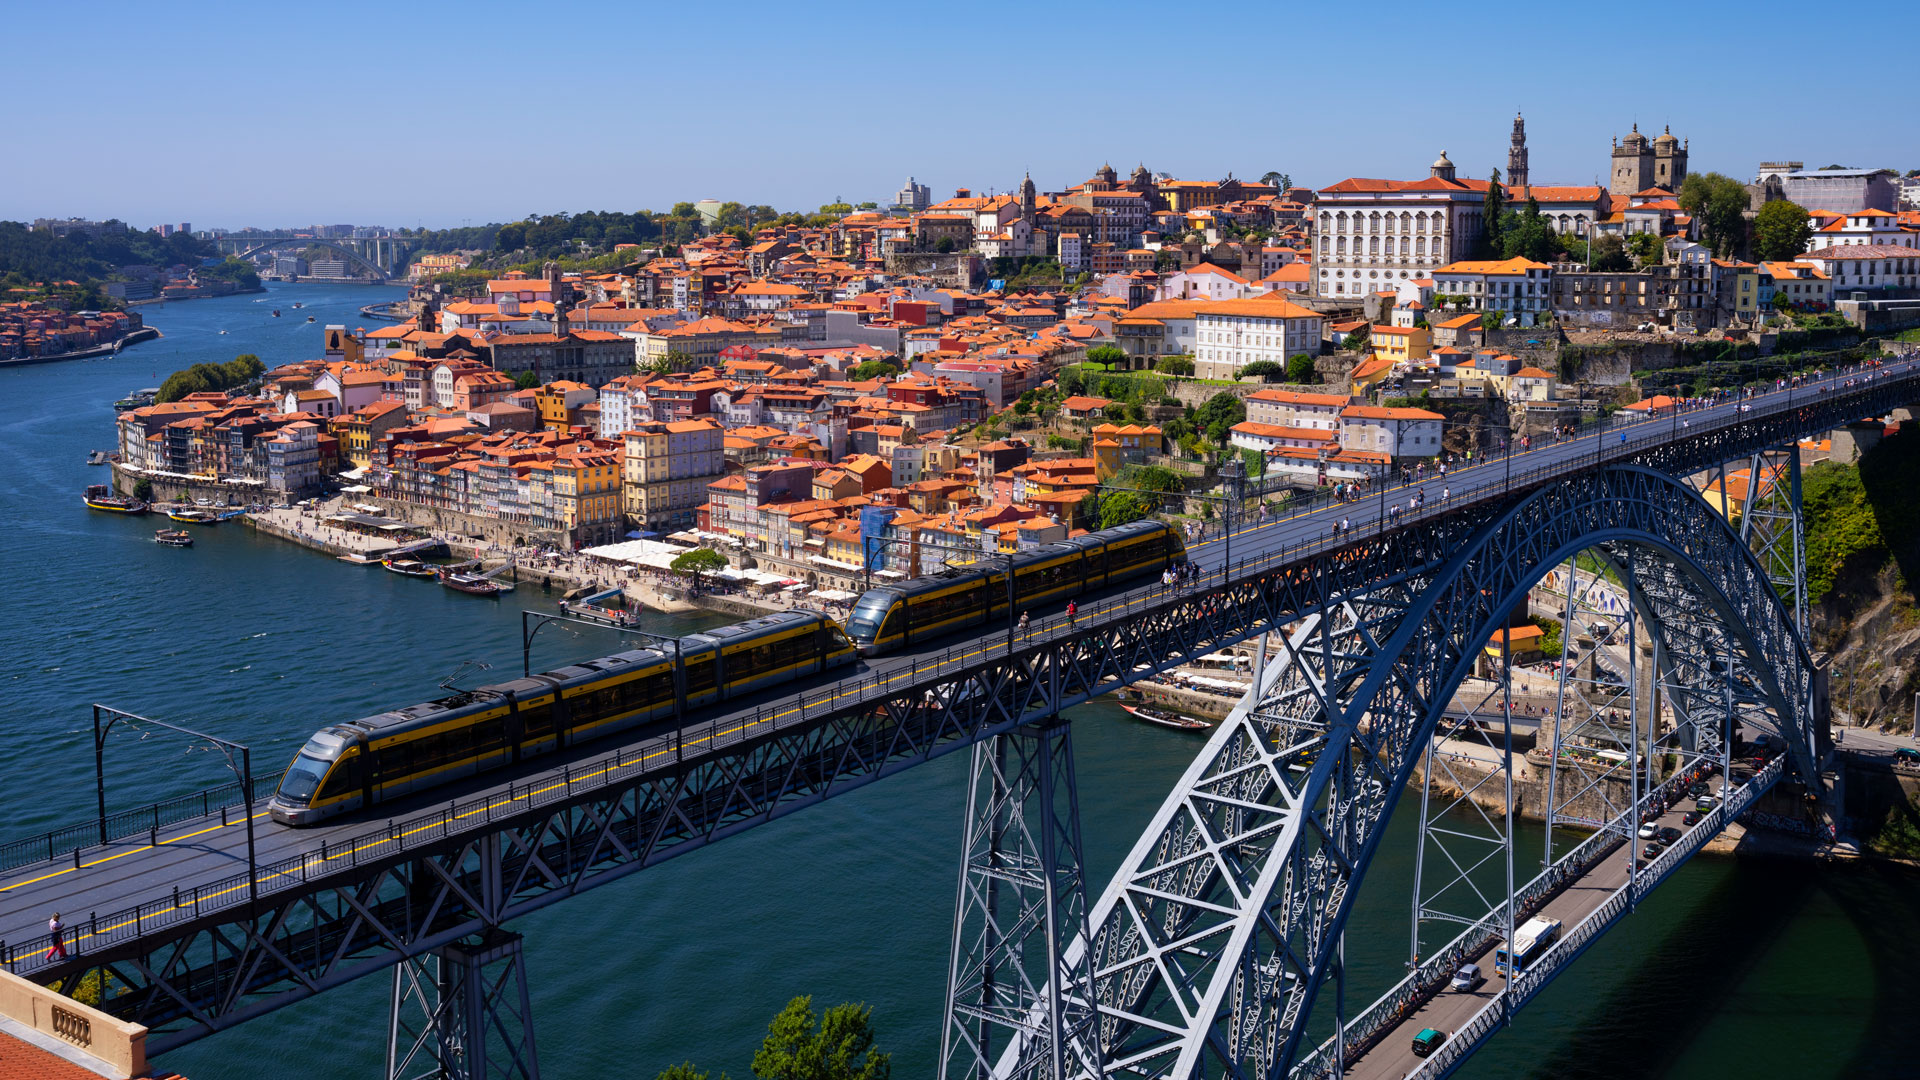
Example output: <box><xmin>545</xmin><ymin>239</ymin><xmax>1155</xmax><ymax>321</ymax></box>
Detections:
<box><xmin>1081</xmin><ymin>465</ymin><xmax>1815</xmax><ymax>1079</ymax></box>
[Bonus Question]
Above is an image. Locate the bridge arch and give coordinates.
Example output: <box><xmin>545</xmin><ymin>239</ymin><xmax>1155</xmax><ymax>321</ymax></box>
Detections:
<box><xmin>230</xmin><ymin>238</ymin><xmax>390</xmax><ymax>279</ymax></box>
<box><xmin>1082</xmin><ymin>464</ymin><xmax>1814</xmax><ymax>1078</ymax></box>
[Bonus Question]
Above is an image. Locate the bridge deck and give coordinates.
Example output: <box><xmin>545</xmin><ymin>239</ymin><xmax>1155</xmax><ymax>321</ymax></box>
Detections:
<box><xmin>0</xmin><ymin>358</ymin><xmax>1910</xmax><ymax>979</ymax></box>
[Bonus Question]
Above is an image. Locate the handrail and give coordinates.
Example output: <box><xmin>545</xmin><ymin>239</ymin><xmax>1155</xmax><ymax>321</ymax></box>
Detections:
<box><xmin>0</xmin><ymin>770</ymin><xmax>287</xmax><ymax>876</ymax></box>
<box><xmin>0</xmin><ymin>361</ymin><xmax>1907</xmax><ymax>975</ymax></box>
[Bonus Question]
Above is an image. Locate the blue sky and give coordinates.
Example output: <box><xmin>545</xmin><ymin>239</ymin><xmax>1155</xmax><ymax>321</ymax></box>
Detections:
<box><xmin>11</xmin><ymin>1</ymin><xmax>1917</xmax><ymax>231</ymax></box>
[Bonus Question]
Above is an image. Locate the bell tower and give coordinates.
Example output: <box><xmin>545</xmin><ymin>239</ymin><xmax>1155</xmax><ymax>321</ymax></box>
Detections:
<box><xmin>1507</xmin><ymin>113</ymin><xmax>1530</xmax><ymax>191</ymax></box>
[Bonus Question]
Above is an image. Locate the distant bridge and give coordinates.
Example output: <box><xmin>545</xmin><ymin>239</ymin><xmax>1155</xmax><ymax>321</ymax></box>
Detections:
<box><xmin>211</xmin><ymin>234</ymin><xmax>418</xmax><ymax>280</ymax></box>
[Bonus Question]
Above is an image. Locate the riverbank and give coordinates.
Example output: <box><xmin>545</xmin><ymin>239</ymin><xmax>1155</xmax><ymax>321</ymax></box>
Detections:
<box><xmin>0</xmin><ymin>326</ymin><xmax>160</xmax><ymax>367</ymax></box>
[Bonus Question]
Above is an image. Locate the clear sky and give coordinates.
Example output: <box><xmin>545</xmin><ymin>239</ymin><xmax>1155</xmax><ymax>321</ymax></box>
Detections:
<box><xmin>11</xmin><ymin>0</ymin><xmax>1917</xmax><ymax>231</ymax></box>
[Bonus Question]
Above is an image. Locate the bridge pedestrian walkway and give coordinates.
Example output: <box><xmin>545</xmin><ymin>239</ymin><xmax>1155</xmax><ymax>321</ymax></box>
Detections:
<box><xmin>1291</xmin><ymin>757</ymin><xmax>1783</xmax><ymax>1080</ymax></box>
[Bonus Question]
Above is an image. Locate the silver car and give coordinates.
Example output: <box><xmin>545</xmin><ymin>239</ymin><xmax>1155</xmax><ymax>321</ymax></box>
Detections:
<box><xmin>1449</xmin><ymin>963</ymin><xmax>1483</xmax><ymax>992</ymax></box>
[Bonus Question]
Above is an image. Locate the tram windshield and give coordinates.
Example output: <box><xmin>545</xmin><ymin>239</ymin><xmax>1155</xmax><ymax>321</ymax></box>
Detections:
<box><xmin>277</xmin><ymin>754</ymin><xmax>332</xmax><ymax>803</ymax></box>
<box><xmin>848</xmin><ymin>596</ymin><xmax>891</xmax><ymax>640</ymax></box>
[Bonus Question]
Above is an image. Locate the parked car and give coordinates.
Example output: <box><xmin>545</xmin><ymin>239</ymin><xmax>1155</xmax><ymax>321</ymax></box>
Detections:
<box><xmin>1638</xmin><ymin>822</ymin><xmax>1660</xmax><ymax>840</ymax></box>
<box><xmin>1449</xmin><ymin>964</ymin><xmax>1483</xmax><ymax>992</ymax></box>
<box><xmin>1412</xmin><ymin>1028</ymin><xmax>1447</xmax><ymax>1058</ymax></box>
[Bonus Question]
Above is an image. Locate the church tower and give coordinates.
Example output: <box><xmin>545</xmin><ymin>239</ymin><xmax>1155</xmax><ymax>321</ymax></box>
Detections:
<box><xmin>1611</xmin><ymin>124</ymin><xmax>1654</xmax><ymax>197</ymax></box>
<box><xmin>1652</xmin><ymin>126</ymin><xmax>1688</xmax><ymax>192</ymax></box>
<box><xmin>1019</xmin><ymin>171</ymin><xmax>1037</xmax><ymax>218</ymax></box>
<box><xmin>1507</xmin><ymin>113</ymin><xmax>1530</xmax><ymax>191</ymax></box>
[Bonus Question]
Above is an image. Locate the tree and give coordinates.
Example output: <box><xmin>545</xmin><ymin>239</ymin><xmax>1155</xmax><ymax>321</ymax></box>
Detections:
<box><xmin>1241</xmin><ymin>448</ymin><xmax>1265</xmax><ymax>478</ymax></box>
<box><xmin>1194</xmin><ymin>391</ymin><xmax>1245</xmax><ymax>434</ymax></box>
<box><xmin>1341</xmin><ymin>328</ymin><xmax>1370</xmax><ymax>353</ymax></box>
<box><xmin>848</xmin><ymin>360</ymin><xmax>899</xmax><ymax>381</ymax></box>
<box><xmin>1260</xmin><ymin>171</ymin><xmax>1291</xmax><ymax>191</ymax></box>
<box><xmin>1677</xmin><ymin>172</ymin><xmax>1751</xmax><ymax>257</ymax></box>
<box><xmin>1154</xmin><ymin>354</ymin><xmax>1194</xmax><ymax>376</ymax></box>
<box><xmin>1119</xmin><ymin>464</ymin><xmax>1185</xmax><ymax>494</ymax></box>
<box><xmin>1480</xmin><ymin>170</ymin><xmax>1506</xmax><ymax>258</ymax></box>
<box><xmin>670</xmin><ymin>548</ymin><xmax>728</xmax><ymax>591</ymax></box>
<box><xmin>1627</xmin><ymin>231</ymin><xmax>1664</xmax><ymax>268</ymax></box>
<box><xmin>749</xmin><ymin>996</ymin><xmax>892</xmax><ymax>1080</ymax></box>
<box><xmin>1103</xmin><ymin>403</ymin><xmax>1131</xmax><ymax>422</ymax></box>
<box><xmin>1285</xmin><ymin>353</ymin><xmax>1316</xmax><ymax>384</ymax></box>
<box><xmin>1500</xmin><ymin>198</ymin><xmax>1557</xmax><ymax>263</ymax></box>
<box><xmin>1587</xmin><ymin>233</ymin><xmax>1632</xmax><ymax>273</ymax></box>
<box><xmin>1095</xmin><ymin>491</ymin><xmax>1154</xmax><ymax>530</ymax></box>
<box><xmin>1013</xmin><ymin>399</ymin><xmax>1032</xmax><ymax>416</ymax></box>
<box><xmin>1481</xmin><ymin>310</ymin><xmax>1505</xmax><ymax>330</ymax></box>
<box><xmin>657</xmin><ymin>1065</ymin><xmax>729</xmax><ymax>1080</ymax></box>
<box><xmin>513</xmin><ymin>369</ymin><xmax>539</xmax><ymax>390</ymax></box>
<box><xmin>1754</xmin><ymin>199</ymin><xmax>1814</xmax><ymax>262</ymax></box>
<box><xmin>934</xmin><ymin>236</ymin><xmax>955</xmax><ymax>253</ymax></box>
<box><xmin>1771</xmin><ymin>290</ymin><xmax>1795</xmax><ymax>313</ymax></box>
<box><xmin>1238</xmin><ymin>359</ymin><xmax>1282</xmax><ymax>381</ymax></box>
<box><xmin>1084</xmin><ymin>344</ymin><xmax>1126</xmax><ymax>367</ymax></box>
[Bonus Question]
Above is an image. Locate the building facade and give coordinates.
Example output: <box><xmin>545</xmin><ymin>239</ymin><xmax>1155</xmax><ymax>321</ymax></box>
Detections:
<box><xmin>1314</xmin><ymin>155</ymin><xmax>1489</xmax><ymax>298</ymax></box>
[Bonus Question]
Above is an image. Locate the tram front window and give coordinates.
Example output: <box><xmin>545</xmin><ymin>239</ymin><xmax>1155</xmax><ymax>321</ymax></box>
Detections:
<box><xmin>277</xmin><ymin>754</ymin><xmax>332</xmax><ymax>804</ymax></box>
<box><xmin>848</xmin><ymin>597</ymin><xmax>891</xmax><ymax>641</ymax></box>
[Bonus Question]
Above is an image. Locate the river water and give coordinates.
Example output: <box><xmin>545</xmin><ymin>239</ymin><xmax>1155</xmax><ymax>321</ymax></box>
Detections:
<box><xmin>1</xmin><ymin>282</ymin><xmax>1914</xmax><ymax>1079</ymax></box>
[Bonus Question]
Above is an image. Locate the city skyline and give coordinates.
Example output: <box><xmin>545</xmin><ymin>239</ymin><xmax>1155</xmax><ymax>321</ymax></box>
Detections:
<box><xmin>10</xmin><ymin>1</ymin><xmax>1918</xmax><ymax>230</ymax></box>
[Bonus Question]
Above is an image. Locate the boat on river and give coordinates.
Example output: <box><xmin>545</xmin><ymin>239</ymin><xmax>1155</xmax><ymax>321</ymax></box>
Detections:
<box><xmin>1121</xmin><ymin>703</ymin><xmax>1211</xmax><ymax>732</ymax></box>
<box><xmin>83</xmin><ymin>484</ymin><xmax>147</xmax><ymax>515</ymax></box>
<box><xmin>112</xmin><ymin>388</ymin><xmax>157</xmax><ymax>412</ymax></box>
<box><xmin>153</xmin><ymin>528</ymin><xmax>194</xmax><ymax>548</ymax></box>
<box><xmin>165</xmin><ymin>506</ymin><xmax>221</xmax><ymax>524</ymax></box>
<box><xmin>440</xmin><ymin>571</ymin><xmax>503</xmax><ymax>597</ymax></box>
<box><xmin>383</xmin><ymin>558</ymin><xmax>438</xmax><ymax>578</ymax></box>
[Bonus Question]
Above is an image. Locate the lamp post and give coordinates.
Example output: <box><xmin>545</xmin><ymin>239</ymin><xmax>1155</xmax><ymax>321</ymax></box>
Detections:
<box><xmin>92</xmin><ymin>706</ymin><xmax>259</xmax><ymax>907</ymax></box>
<box><xmin>1219</xmin><ymin>457</ymin><xmax>1246</xmax><ymax>577</ymax></box>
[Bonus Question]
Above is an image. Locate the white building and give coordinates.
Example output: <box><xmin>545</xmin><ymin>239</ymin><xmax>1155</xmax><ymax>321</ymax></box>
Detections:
<box><xmin>1791</xmin><ymin>245</ymin><xmax>1920</xmax><ymax>292</ymax></box>
<box><xmin>1805</xmin><ymin>209</ymin><xmax>1917</xmax><ymax>251</ymax></box>
<box><xmin>1314</xmin><ymin>153</ymin><xmax>1490</xmax><ymax>299</ymax></box>
<box><xmin>1245</xmin><ymin>388</ymin><xmax>1350</xmax><ymax>431</ymax></box>
<box><xmin>1159</xmin><ymin>263</ymin><xmax>1253</xmax><ymax>302</ymax></box>
<box><xmin>1506</xmin><ymin>185</ymin><xmax>1611</xmax><ymax>237</ymax></box>
<box><xmin>1191</xmin><ymin>294</ymin><xmax>1325</xmax><ymax>380</ymax></box>
<box><xmin>1338</xmin><ymin>405</ymin><xmax>1444</xmax><ymax>458</ymax></box>
<box><xmin>597</xmin><ymin>374</ymin><xmax>649</xmax><ymax>440</ymax></box>
<box><xmin>1431</xmin><ymin>257</ymin><xmax>1553</xmax><ymax>327</ymax></box>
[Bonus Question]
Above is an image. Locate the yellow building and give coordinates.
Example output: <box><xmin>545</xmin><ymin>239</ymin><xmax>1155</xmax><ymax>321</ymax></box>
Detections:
<box><xmin>534</xmin><ymin>381</ymin><xmax>595</xmax><ymax>432</ymax></box>
<box><xmin>1368</xmin><ymin>323</ymin><xmax>1431</xmax><ymax>366</ymax></box>
<box><xmin>552</xmin><ymin>447</ymin><xmax>624</xmax><ymax>547</ymax></box>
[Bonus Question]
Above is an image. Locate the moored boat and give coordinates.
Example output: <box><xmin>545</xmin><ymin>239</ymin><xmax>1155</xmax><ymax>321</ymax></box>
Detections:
<box><xmin>383</xmin><ymin>558</ymin><xmax>438</xmax><ymax>578</ymax></box>
<box><xmin>1121</xmin><ymin>703</ymin><xmax>1211</xmax><ymax>732</ymax></box>
<box><xmin>165</xmin><ymin>506</ymin><xmax>220</xmax><ymax>524</ymax></box>
<box><xmin>440</xmin><ymin>571</ymin><xmax>502</xmax><ymax>597</ymax></box>
<box><xmin>83</xmin><ymin>484</ymin><xmax>147</xmax><ymax>515</ymax></box>
<box><xmin>153</xmin><ymin>528</ymin><xmax>193</xmax><ymax>548</ymax></box>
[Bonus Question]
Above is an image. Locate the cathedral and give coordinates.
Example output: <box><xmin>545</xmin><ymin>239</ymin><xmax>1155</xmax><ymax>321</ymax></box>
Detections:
<box><xmin>1610</xmin><ymin>124</ymin><xmax>1688</xmax><ymax>197</ymax></box>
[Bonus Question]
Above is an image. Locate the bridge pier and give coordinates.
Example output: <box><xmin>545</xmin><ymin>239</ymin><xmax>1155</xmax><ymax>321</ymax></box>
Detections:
<box><xmin>940</xmin><ymin>715</ymin><xmax>1100</xmax><ymax>1080</ymax></box>
<box><xmin>387</xmin><ymin>929</ymin><xmax>539</xmax><ymax>1080</ymax></box>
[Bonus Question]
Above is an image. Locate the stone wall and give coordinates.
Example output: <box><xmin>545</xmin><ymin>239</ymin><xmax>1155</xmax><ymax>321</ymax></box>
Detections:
<box><xmin>110</xmin><ymin>463</ymin><xmax>260</xmax><ymax>506</ymax></box>
<box><xmin>356</xmin><ymin>495</ymin><xmax>568</xmax><ymax>549</ymax></box>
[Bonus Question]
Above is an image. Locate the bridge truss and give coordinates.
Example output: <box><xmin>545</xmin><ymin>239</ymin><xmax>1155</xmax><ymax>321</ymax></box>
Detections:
<box><xmin>6</xmin><ymin>367</ymin><xmax>1913</xmax><ymax>1077</ymax></box>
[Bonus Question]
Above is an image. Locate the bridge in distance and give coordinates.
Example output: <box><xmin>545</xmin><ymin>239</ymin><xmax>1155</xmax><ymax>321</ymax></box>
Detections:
<box><xmin>2</xmin><ymin>355</ymin><xmax>1914</xmax><ymax>1079</ymax></box>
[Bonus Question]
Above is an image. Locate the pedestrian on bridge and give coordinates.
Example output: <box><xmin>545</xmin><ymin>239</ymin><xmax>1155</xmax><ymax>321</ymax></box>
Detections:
<box><xmin>1066</xmin><ymin>599</ymin><xmax>1077</xmax><ymax>624</ymax></box>
<box><xmin>46</xmin><ymin>913</ymin><xmax>67</xmax><ymax>961</ymax></box>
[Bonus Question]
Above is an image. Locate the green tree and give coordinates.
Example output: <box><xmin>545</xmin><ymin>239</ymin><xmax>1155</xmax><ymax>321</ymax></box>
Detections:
<box><xmin>1285</xmin><ymin>353</ymin><xmax>1316</xmax><ymax>383</ymax></box>
<box><xmin>1341</xmin><ymin>328</ymin><xmax>1370</xmax><ymax>353</ymax></box>
<box><xmin>1627</xmin><ymin>232</ymin><xmax>1664</xmax><ymax>268</ymax></box>
<box><xmin>1481</xmin><ymin>170</ymin><xmax>1506</xmax><ymax>258</ymax></box>
<box><xmin>670</xmin><ymin>548</ymin><xmax>728</xmax><ymax>591</ymax></box>
<box><xmin>1194</xmin><ymin>391</ymin><xmax>1245</xmax><ymax>434</ymax></box>
<box><xmin>1677</xmin><ymin>172</ymin><xmax>1751</xmax><ymax>257</ymax></box>
<box><xmin>1238</xmin><ymin>359</ymin><xmax>1282</xmax><ymax>380</ymax></box>
<box><xmin>1205</xmin><ymin>419</ymin><xmax>1231</xmax><ymax>448</ymax></box>
<box><xmin>1013</xmin><ymin>399</ymin><xmax>1032</xmax><ymax>416</ymax></box>
<box><xmin>1119</xmin><ymin>464</ymin><xmax>1185</xmax><ymax>494</ymax></box>
<box><xmin>1093</xmin><ymin>491</ymin><xmax>1154</xmax><ymax>530</ymax></box>
<box><xmin>1481</xmin><ymin>310</ymin><xmax>1505</xmax><ymax>330</ymax></box>
<box><xmin>1587</xmin><ymin>233</ymin><xmax>1632</xmax><ymax>272</ymax></box>
<box><xmin>657</xmin><ymin>1064</ymin><xmax>729</xmax><ymax>1080</ymax></box>
<box><xmin>1753</xmin><ymin>199</ymin><xmax>1814</xmax><ymax>262</ymax></box>
<box><xmin>1241</xmin><ymin>448</ymin><xmax>1265</xmax><ymax>478</ymax></box>
<box><xmin>934</xmin><ymin>236</ymin><xmax>956</xmax><ymax>254</ymax></box>
<box><xmin>513</xmin><ymin>370</ymin><xmax>540</xmax><ymax>390</ymax></box>
<box><xmin>1771</xmin><ymin>290</ymin><xmax>1795</xmax><ymax>313</ymax></box>
<box><xmin>849</xmin><ymin>360</ymin><xmax>900</xmax><ymax>381</ymax></box>
<box><xmin>1153</xmin><ymin>354</ymin><xmax>1193</xmax><ymax>376</ymax></box>
<box><xmin>1084</xmin><ymin>344</ymin><xmax>1126</xmax><ymax>366</ymax></box>
<box><xmin>1500</xmin><ymin>198</ymin><xmax>1557</xmax><ymax>263</ymax></box>
<box><xmin>750</xmin><ymin>996</ymin><xmax>890</xmax><ymax>1080</ymax></box>
<box><xmin>1260</xmin><ymin>171</ymin><xmax>1291</xmax><ymax>190</ymax></box>
<box><xmin>132</xmin><ymin>478</ymin><xmax>154</xmax><ymax>502</ymax></box>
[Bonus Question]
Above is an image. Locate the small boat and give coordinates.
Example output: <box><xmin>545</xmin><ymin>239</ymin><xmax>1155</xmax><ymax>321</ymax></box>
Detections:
<box><xmin>153</xmin><ymin>528</ymin><xmax>194</xmax><ymax>548</ymax></box>
<box><xmin>113</xmin><ymin>388</ymin><xmax>159</xmax><ymax>412</ymax></box>
<box><xmin>290</xmin><ymin>302</ymin><xmax>305</xmax><ymax>309</ymax></box>
<box><xmin>219</xmin><ymin>329</ymin><xmax>229</xmax><ymax>335</ymax></box>
<box><xmin>83</xmin><ymin>484</ymin><xmax>148</xmax><ymax>515</ymax></box>
<box><xmin>383</xmin><ymin>558</ymin><xmax>438</xmax><ymax>578</ymax></box>
<box><xmin>166</xmin><ymin>506</ymin><xmax>220</xmax><ymax>524</ymax></box>
<box><xmin>440</xmin><ymin>571</ymin><xmax>502</xmax><ymax>597</ymax></box>
<box><xmin>305</xmin><ymin>315</ymin><xmax>315</xmax><ymax>322</ymax></box>
<box><xmin>272</xmin><ymin>309</ymin><xmax>281</xmax><ymax>317</ymax></box>
<box><xmin>1121</xmin><ymin>703</ymin><xmax>1211</xmax><ymax>732</ymax></box>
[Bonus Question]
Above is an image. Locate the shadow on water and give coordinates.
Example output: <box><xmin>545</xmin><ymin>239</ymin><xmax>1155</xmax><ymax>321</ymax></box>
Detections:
<box><xmin>1826</xmin><ymin>860</ymin><xmax>1920</xmax><ymax>1077</ymax></box>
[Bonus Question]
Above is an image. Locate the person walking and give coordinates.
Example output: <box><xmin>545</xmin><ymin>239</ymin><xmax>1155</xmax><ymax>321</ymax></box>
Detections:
<box><xmin>1018</xmin><ymin>611</ymin><xmax>1030</xmax><ymax>633</ymax></box>
<box><xmin>1065</xmin><ymin>599</ymin><xmax>1078</xmax><ymax>624</ymax></box>
<box><xmin>46</xmin><ymin>912</ymin><xmax>67</xmax><ymax>960</ymax></box>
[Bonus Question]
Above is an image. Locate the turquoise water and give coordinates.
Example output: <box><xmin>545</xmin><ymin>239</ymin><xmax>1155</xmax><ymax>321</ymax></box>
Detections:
<box><xmin>2</xmin><ymin>282</ymin><xmax>1915</xmax><ymax>1079</ymax></box>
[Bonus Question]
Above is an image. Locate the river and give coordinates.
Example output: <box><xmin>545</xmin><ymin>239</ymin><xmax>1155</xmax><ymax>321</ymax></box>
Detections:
<box><xmin>1</xmin><ymin>281</ymin><xmax>1914</xmax><ymax>1079</ymax></box>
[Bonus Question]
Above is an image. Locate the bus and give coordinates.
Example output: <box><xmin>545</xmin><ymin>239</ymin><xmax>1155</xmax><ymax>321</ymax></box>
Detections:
<box><xmin>1493</xmin><ymin>916</ymin><xmax>1561</xmax><ymax>976</ymax></box>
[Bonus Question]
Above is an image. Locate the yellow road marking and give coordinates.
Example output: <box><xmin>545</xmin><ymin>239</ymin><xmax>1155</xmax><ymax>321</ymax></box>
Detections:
<box><xmin>0</xmin><ymin>813</ymin><xmax>271</xmax><ymax>895</ymax></box>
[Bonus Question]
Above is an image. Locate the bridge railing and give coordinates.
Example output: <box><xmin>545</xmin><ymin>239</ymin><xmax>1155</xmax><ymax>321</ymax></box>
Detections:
<box><xmin>0</xmin><ymin>364</ymin><xmax>1902</xmax><ymax>972</ymax></box>
<box><xmin>1401</xmin><ymin>757</ymin><xmax>1785</xmax><ymax>1079</ymax></box>
<box><xmin>0</xmin><ymin>770</ymin><xmax>287</xmax><ymax>876</ymax></box>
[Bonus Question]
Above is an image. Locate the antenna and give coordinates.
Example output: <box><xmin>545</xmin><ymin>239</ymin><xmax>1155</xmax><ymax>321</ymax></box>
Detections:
<box><xmin>438</xmin><ymin>659</ymin><xmax>494</xmax><ymax>691</ymax></box>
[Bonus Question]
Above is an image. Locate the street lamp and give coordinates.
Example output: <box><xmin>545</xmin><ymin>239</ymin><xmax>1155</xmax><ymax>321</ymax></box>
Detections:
<box><xmin>92</xmin><ymin>706</ymin><xmax>259</xmax><ymax>907</ymax></box>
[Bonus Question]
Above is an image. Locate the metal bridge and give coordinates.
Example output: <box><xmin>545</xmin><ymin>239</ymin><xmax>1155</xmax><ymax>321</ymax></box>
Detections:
<box><xmin>211</xmin><ymin>234</ymin><xmax>418</xmax><ymax>280</ymax></box>
<box><xmin>2</xmin><ymin>356</ymin><xmax>1915</xmax><ymax>1080</ymax></box>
